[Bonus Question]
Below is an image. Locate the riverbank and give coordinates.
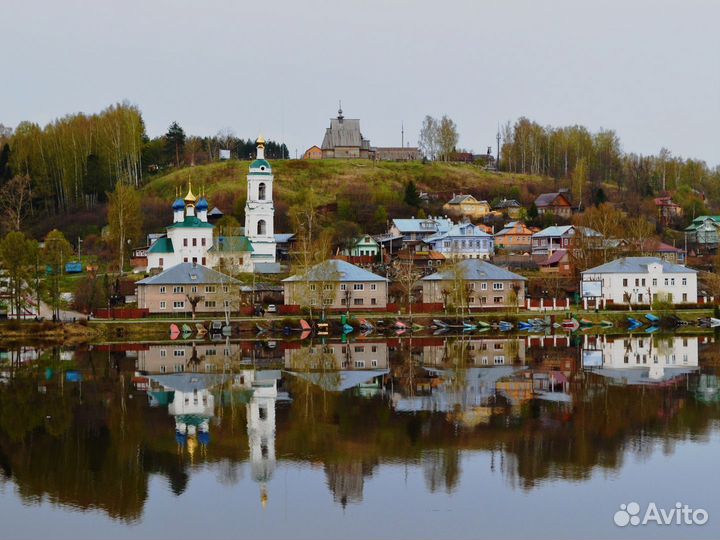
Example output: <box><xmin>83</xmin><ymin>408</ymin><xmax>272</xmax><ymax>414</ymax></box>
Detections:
<box><xmin>85</xmin><ymin>307</ymin><xmax>717</xmax><ymax>341</ymax></box>
<box><xmin>0</xmin><ymin>320</ymin><xmax>100</xmax><ymax>346</ymax></box>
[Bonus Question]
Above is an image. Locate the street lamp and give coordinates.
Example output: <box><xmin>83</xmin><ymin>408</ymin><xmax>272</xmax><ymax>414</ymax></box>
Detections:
<box><xmin>344</xmin><ymin>288</ymin><xmax>352</xmax><ymax>319</ymax></box>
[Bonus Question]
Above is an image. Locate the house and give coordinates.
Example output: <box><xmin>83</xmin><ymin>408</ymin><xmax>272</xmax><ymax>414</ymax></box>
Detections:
<box><xmin>538</xmin><ymin>249</ymin><xmax>571</xmax><ymax>274</ymax></box>
<box><xmin>394</xmin><ymin>249</ymin><xmax>445</xmax><ymax>274</ymax></box>
<box><xmin>421</xmin><ymin>259</ymin><xmax>526</xmax><ymax>309</ymax></box>
<box><xmin>303</xmin><ymin>145</ymin><xmax>322</xmax><ymax>160</ymax></box>
<box><xmin>631</xmin><ymin>239</ymin><xmax>686</xmax><ymax>265</ymax></box>
<box><xmin>423</xmin><ymin>222</ymin><xmax>494</xmax><ymax>260</ymax></box>
<box><xmin>580</xmin><ymin>257</ymin><xmax>697</xmax><ymax>308</ymax></box>
<box><xmin>534</xmin><ymin>191</ymin><xmax>573</xmax><ymax>218</ymax></box>
<box><xmin>136</xmin><ymin>262</ymin><xmax>241</xmax><ymax>315</ymax></box>
<box><xmin>442</xmin><ymin>194</ymin><xmax>491</xmax><ymax>219</ymax></box>
<box><xmin>494</xmin><ymin>221</ymin><xmax>533</xmax><ymax>252</ymax></box>
<box><xmin>654</xmin><ymin>196</ymin><xmax>683</xmax><ymax>225</ymax></box>
<box><xmin>282</xmin><ymin>259</ymin><xmax>388</xmax><ymax>310</ymax></box>
<box><xmin>531</xmin><ymin>225</ymin><xmax>602</xmax><ymax>256</ymax></box>
<box><xmin>493</xmin><ymin>199</ymin><xmax>523</xmax><ymax>219</ymax></box>
<box><xmin>274</xmin><ymin>233</ymin><xmax>296</xmax><ymax>261</ymax></box>
<box><xmin>206</xmin><ymin>236</ymin><xmax>254</xmax><ymax>274</ymax></box>
<box><xmin>340</xmin><ymin>235</ymin><xmax>381</xmax><ymax>259</ymax></box>
<box><xmin>321</xmin><ymin>107</ymin><xmax>373</xmax><ymax>159</ymax></box>
<box><xmin>684</xmin><ymin>216</ymin><xmax>720</xmax><ymax>249</ymax></box>
<box><xmin>389</xmin><ymin>216</ymin><xmax>454</xmax><ymax>246</ymax></box>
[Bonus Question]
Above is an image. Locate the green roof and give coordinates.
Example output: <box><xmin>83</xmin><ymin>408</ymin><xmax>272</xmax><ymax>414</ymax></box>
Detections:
<box><xmin>685</xmin><ymin>216</ymin><xmax>720</xmax><ymax>231</ymax></box>
<box><xmin>148</xmin><ymin>237</ymin><xmax>174</xmax><ymax>254</ymax></box>
<box><xmin>167</xmin><ymin>216</ymin><xmax>214</xmax><ymax>229</ymax></box>
<box><xmin>249</xmin><ymin>159</ymin><xmax>271</xmax><ymax>172</ymax></box>
<box><xmin>208</xmin><ymin>236</ymin><xmax>254</xmax><ymax>253</ymax></box>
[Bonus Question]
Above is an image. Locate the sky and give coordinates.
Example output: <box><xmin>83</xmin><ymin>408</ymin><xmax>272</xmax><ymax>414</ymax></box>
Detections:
<box><xmin>2</xmin><ymin>0</ymin><xmax>719</xmax><ymax>164</ymax></box>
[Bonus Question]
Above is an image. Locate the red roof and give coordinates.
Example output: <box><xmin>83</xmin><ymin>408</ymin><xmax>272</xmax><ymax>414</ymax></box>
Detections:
<box><xmin>539</xmin><ymin>249</ymin><xmax>568</xmax><ymax>266</ymax></box>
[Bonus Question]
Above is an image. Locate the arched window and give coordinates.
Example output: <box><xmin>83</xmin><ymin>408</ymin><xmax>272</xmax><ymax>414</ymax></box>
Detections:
<box><xmin>258</xmin><ymin>182</ymin><xmax>266</xmax><ymax>200</ymax></box>
<box><xmin>257</xmin><ymin>219</ymin><xmax>266</xmax><ymax>235</ymax></box>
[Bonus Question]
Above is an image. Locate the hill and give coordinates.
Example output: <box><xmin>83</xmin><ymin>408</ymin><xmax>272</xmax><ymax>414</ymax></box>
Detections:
<box><xmin>142</xmin><ymin>159</ymin><xmax>563</xmax><ymax>230</ymax></box>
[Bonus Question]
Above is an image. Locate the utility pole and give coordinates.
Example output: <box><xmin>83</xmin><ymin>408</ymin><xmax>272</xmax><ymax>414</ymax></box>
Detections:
<box><xmin>401</xmin><ymin>122</ymin><xmax>404</xmax><ymax>149</ymax></box>
<box><xmin>496</xmin><ymin>125</ymin><xmax>501</xmax><ymax>171</ymax></box>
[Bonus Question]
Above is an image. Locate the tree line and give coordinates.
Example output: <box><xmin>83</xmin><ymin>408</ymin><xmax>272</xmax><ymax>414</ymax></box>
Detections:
<box><xmin>499</xmin><ymin>117</ymin><xmax>719</xmax><ymax>211</ymax></box>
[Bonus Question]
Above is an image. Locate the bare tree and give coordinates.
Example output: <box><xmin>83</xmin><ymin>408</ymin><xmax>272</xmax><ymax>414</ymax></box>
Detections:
<box><xmin>186</xmin><ymin>294</ymin><xmax>204</xmax><ymax>319</ymax></box>
<box><xmin>391</xmin><ymin>260</ymin><xmax>422</xmax><ymax>323</ymax></box>
<box><xmin>0</xmin><ymin>175</ymin><xmax>32</xmax><ymax>231</ymax></box>
<box><xmin>437</xmin><ymin>115</ymin><xmax>459</xmax><ymax>162</ymax></box>
<box><xmin>418</xmin><ymin>116</ymin><xmax>439</xmax><ymax>161</ymax></box>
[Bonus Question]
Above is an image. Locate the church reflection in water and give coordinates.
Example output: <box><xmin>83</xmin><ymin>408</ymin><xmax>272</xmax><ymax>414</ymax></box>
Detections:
<box><xmin>0</xmin><ymin>332</ymin><xmax>717</xmax><ymax>521</ymax></box>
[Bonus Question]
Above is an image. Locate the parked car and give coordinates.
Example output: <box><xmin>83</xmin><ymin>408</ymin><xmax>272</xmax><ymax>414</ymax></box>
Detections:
<box><xmin>267</xmin><ymin>304</ymin><xmax>277</xmax><ymax>313</ymax></box>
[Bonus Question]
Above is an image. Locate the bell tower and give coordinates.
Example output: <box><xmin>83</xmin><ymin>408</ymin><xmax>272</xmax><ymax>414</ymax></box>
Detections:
<box><xmin>245</xmin><ymin>136</ymin><xmax>276</xmax><ymax>264</ymax></box>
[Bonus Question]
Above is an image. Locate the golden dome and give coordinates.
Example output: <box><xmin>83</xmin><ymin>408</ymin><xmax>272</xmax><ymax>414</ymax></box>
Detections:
<box><xmin>256</xmin><ymin>134</ymin><xmax>266</xmax><ymax>146</ymax></box>
<box><xmin>184</xmin><ymin>182</ymin><xmax>197</xmax><ymax>204</ymax></box>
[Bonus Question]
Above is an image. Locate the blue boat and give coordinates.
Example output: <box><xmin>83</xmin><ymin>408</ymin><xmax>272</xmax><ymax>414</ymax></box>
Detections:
<box><xmin>645</xmin><ymin>326</ymin><xmax>660</xmax><ymax>333</ymax></box>
<box><xmin>627</xmin><ymin>317</ymin><xmax>643</xmax><ymax>330</ymax></box>
<box><xmin>342</xmin><ymin>323</ymin><xmax>354</xmax><ymax>334</ymax></box>
<box><xmin>645</xmin><ymin>313</ymin><xmax>661</xmax><ymax>323</ymax></box>
<box><xmin>517</xmin><ymin>322</ymin><xmax>533</xmax><ymax>330</ymax></box>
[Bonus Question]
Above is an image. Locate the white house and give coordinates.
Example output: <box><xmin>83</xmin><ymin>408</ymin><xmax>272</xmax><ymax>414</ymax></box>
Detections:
<box><xmin>581</xmin><ymin>257</ymin><xmax>697</xmax><ymax>308</ymax></box>
<box><xmin>423</xmin><ymin>222</ymin><xmax>494</xmax><ymax>259</ymax></box>
<box><xmin>531</xmin><ymin>225</ymin><xmax>602</xmax><ymax>256</ymax></box>
<box><xmin>389</xmin><ymin>216</ymin><xmax>454</xmax><ymax>246</ymax></box>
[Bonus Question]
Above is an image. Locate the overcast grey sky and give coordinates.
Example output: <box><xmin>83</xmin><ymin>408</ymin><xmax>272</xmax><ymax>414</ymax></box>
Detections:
<box><xmin>2</xmin><ymin>0</ymin><xmax>719</xmax><ymax>164</ymax></box>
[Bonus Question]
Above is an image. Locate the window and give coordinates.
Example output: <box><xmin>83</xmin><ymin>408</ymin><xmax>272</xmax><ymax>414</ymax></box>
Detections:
<box><xmin>671</xmin><ymin>278</ymin><xmax>675</xmax><ymax>286</ymax></box>
<box><xmin>183</xmin><ymin>238</ymin><xmax>188</xmax><ymax>247</ymax></box>
<box><xmin>205</xmin><ymin>301</ymin><xmax>216</xmax><ymax>308</ymax></box>
<box><xmin>323</xmin><ymin>298</ymin><xmax>332</xmax><ymax>305</ymax></box>
<box><xmin>481</xmin><ymin>297</ymin><xmax>487</xmax><ymax>304</ymax></box>
<box><xmin>682</xmin><ymin>293</ymin><xmax>687</xmax><ymax>302</ymax></box>
<box><xmin>623</xmin><ymin>278</ymin><xmax>628</xmax><ymax>286</ymax></box>
<box><xmin>183</xmin><ymin>257</ymin><xmax>188</xmax><ymax>263</ymax></box>
<box><xmin>353</xmin><ymin>283</ymin><xmax>364</xmax><ymax>291</ymax></box>
<box><xmin>309</xmin><ymin>284</ymin><xmax>316</xmax><ymax>291</ymax></box>
<box><xmin>641</xmin><ymin>278</ymin><xmax>646</xmax><ymax>286</ymax></box>
<box><xmin>340</xmin><ymin>284</ymin><xmax>347</xmax><ymax>291</ymax></box>
<box><xmin>354</xmin><ymin>346</ymin><xmax>364</xmax><ymax>352</ymax></box>
<box><xmin>353</xmin><ymin>298</ymin><xmax>364</xmax><ymax>305</ymax></box>
<box><xmin>635</xmin><ymin>278</ymin><xmax>639</xmax><ymax>286</ymax></box>
<box><xmin>159</xmin><ymin>286</ymin><xmax>166</xmax><ymax>294</ymax></box>
<box><xmin>493</xmin><ymin>282</ymin><xmax>504</xmax><ymax>290</ymax></box>
<box><xmin>173</xmin><ymin>349</ymin><xmax>185</xmax><ymax>357</ymax></box>
<box><xmin>324</xmin><ymin>284</ymin><xmax>333</xmax><ymax>290</ymax></box>
<box><xmin>222</xmin><ymin>285</ymin><xmax>229</xmax><ymax>293</ymax></box>
<box><xmin>370</xmin><ymin>284</ymin><xmax>377</xmax><ymax>291</ymax></box>
<box><xmin>354</xmin><ymin>361</ymin><xmax>365</xmax><ymax>368</ymax></box>
<box><xmin>494</xmin><ymin>356</ymin><xmax>505</xmax><ymax>365</ymax></box>
<box><xmin>205</xmin><ymin>286</ymin><xmax>216</xmax><ymax>293</ymax></box>
<box><xmin>371</xmin><ymin>360</ymin><xmax>378</xmax><ymax>367</ymax></box>
<box><xmin>159</xmin><ymin>257</ymin><xmax>164</xmax><ymax>267</ymax></box>
<box><xmin>160</xmin><ymin>349</ymin><xmax>167</xmax><ymax>357</ymax></box>
<box><xmin>371</xmin><ymin>345</ymin><xmax>377</xmax><ymax>352</ymax></box>
<box><xmin>224</xmin><ymin>300</ymin><xmax>230</xmax><ymax>307</ymax></box>
<box><xmin>191</xmin><ymin>286</ymin><xmax>197</xmax><ymax>293</ymax></box>
<box><xmin>481</xmin><ymin>283</ymin><xmax>487</xmax><ymax>290</ymax></box>
<box><xmin>201</xmin><ymin>238</ymin><xmax>206</xmax><ymax>247</ymax></box>
<box><xmin>160</xmin><ymin>301</ymin><xmax>167</xmax><ymax>309</ymax></box>
<box><xmin>664</xmin><ymin>278</ymin><xmax>669</xmax><ymax>286</ymax></box>
<box><xmin>201</xmin><ymin>257</ymin><xmax>206</xmax><ymax>266</ymax></box>
<box><xmin>258</xmin><ymin>182</ymin><xmax>266</xmax><ymax>200</ymax></box>
<box><xmin>257</xmin><ymin>219</ymin><xmax>267</xmax><ymax>235</ymax></box>
<box><xmin>173</xmin><ymin>286</ymin><xmax>184</xmax><ymax>293</ymax></box>
<box><xmin>682</xmin><ymin>278</ymin><xmax>687</xmax><ymax>286</ymax></box>
<box><xmin>192</xmin><ymin>257</ymin><xmax>197</xmax><ymax>264</ymax></box>
<box><xmin>206</xmin><ymin>349</ymin><xmax>217</xmax><ymax>356</ymax></box>
<box><xmin>173</xmin><ymin>301</ymin><xmax>185</xmax><ymax>309</ymax></box>
<box><xmin>371</xmin><ymin>298</ymin><xmax>377</xmax><ymax>305</ymax></box>
<box><xmin>192</xmin><ymin>238</ymin><xmax>197</xmax><ymax>247</ymax></box>
<box><xmin>493</xmin><ymin>296</ymin><xmax>502</xmax><ymax>304</ymax></box>
<box><xmin>652</xmin><ymin>278</ymin><xmax>657</xmax><ymax>286</ymax></box>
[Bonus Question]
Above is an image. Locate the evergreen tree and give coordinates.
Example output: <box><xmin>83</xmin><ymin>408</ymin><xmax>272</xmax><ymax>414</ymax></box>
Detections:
<box><xmin>164</xmin><ymin>122</ymin><xmax>186</xmax><ymax>167</ymax></box>
<box><xmin>527</xmin><ymin>202</ymin><xmax>539</xmax><ymax>219</ymax></box>
<box><xmin>0</xmin><ymin>143</ymin><xmax>11</xmax><ymax>183</ymax></box>
<box><xmin>404</xmin><ymin>180</ymin><xmax>421</xmax><ymax>208</ymax></box>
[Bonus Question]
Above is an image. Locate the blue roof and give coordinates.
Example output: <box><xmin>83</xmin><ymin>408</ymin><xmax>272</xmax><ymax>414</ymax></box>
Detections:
<box><xmin>425</xmin><ymin>223</ymin><xmax>492</xmax><ymax>243</ymax></box>
<box><xmin>582</xmin><ymin>257</ymin><xmax>696</xmax><ymax>275</ymax></box>
<box><xmin>137</xmin><ymin>263</ymin><xmax>241</xmax><ymax>285</ymax></box>
<box><xmin>283</xmin><ymin>259</ymin><xmax>387</xmax><ymax>283</ymax></box>
<box><xmin>392</xmin><ymin>217</ymin><xmax>453</xmax><ymax>234</ymax></box>
<box><xmin>422</xmin><ymin>259</ymin><xmax>526</xmax><ymax>282</ymax></box>
<box><xmin>532</xmin><ymin>225</ymin><xmax>601</xmax><ymax>239</ymax></box>
<box><xmin>172</xmin><ymin>198</ymin><xmax>185</xmax><ymax>211</ymax></box>
<box><xmin>196</xmin><ymin>197</ymin><xmax>209</xmax><ymax>211</ymax></box>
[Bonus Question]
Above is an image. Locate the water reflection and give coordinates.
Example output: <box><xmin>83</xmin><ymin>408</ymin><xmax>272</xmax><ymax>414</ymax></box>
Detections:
<box><xmin>0</xmin><ymin>333</ymin><xmax>718</xmax><ymax>534</ymax></box>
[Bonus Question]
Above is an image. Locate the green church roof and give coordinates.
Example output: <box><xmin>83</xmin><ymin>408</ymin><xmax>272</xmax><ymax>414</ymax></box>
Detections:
<box><xmin>249</xmin><ymin>159</ymin><xmax>271</xmax><ymax>172</ymax></box>
<box><xmin>167</xmin><ymin>216</ymin><xmax>214</xmax><ymax>229</ymax></box>
<box><xmin>148</xmin><ymin>237</ymin><xmax>174</xmax><ymax>253</ymax></box>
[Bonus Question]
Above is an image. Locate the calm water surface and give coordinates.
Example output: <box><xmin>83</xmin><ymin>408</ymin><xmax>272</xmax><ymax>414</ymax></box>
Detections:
<box><xmin>0</xmin><ymin>333</ymin><xmax>719</xmax><ymax>539</ymax></box>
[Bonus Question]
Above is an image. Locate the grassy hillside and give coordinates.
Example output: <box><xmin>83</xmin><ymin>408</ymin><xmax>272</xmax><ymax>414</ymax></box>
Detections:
<box><xmin>143</xmin><ymin>159</ymin><xmax>560</xmax><ymax>209</ymax></box>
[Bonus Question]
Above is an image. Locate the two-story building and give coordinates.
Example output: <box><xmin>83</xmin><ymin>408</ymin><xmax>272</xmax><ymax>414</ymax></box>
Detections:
<box><xmin>421</xmin><ymin>259</ymin><xmax>526</xmax><ymax>309</ymax></box>
<box><xmin>136</xmin><ymin>262</ymin><xmax>241</xmax><ymax>315</ymax></box>
<box><xmin>442</xmin><ymin>194</ymin><xmax>491</xmax><ymax>220</ymax></box>
<box><xmin>389</xmin><ymin>216</ymin><xmax>454</xmax><ymax>247</ymax></box>
<box><xmin>534</xmin><ymin>191</ymin><xmax>573</xmax><ymax>218</ymax></box>
<box><xmin>493</xmin><ymin>199</ymin><xmax>523</xmax><ymax>219</ymax></box>
<box><xmin>340</xmin><ymin>235</ymin><xmax>381</xmax><ymax>259</ymax></box>
<box><xmin>580</xmin><ymin>257</ymin><xmax>697</xmax><ymax>308</ymax></box>
<box><xmin>685</xmin><ymin>216</ymin><xmax>720</xmax><ymax>249</ymax></box>
<box><xmin>423</xmin><ymin>222</ymin><xmax>494</xmax><ymax>260</ymax></box>
<box><xmin>494</xmin><ymin>221</ymin><xmax>534</xmax><ymax>252</ymax></box>
<box><xmin>282</xmin><ymin>259</ymin><xmax>388</xmax><ymax>310</ymax></box>
<box><xmin>531</xmin><ymin>225</ymin><xmax>601</xmax><ymax>256</ymax></box>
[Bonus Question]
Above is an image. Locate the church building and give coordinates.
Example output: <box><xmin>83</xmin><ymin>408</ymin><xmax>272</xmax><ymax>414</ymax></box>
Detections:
<box><xmin>145</xmin><ymin>137</ymin><xmax>276</xmax><ymax>273</ymax></box>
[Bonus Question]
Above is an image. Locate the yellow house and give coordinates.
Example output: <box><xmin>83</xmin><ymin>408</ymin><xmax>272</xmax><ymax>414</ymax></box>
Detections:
<box><xmin>443</xmin><ymin>194</ymin><xmax>491</xmax><ymax>219</ymax></box>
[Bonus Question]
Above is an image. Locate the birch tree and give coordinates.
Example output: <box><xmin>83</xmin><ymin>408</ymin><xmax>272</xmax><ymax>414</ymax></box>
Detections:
<box><xmin>107</xmin><ymin>181</ymin><xmax>142</xmax><ymax>273</ymax></box>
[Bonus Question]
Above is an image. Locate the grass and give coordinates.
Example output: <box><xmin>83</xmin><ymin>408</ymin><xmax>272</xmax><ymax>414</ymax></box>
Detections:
<box><xmin>143</xmin><ymin>159</ymin><xmax>557</xmax><ymax>208</ymax></box>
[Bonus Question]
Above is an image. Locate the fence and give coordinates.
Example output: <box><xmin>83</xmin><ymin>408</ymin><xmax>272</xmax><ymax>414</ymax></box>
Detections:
<box><xmin>93</xmin><ymin>308</ymin><xmax>149</xmax><ymax>319</ymax></box>
<box><xmin>526</xmin><ymin>298</ymin><xmax>571</xmax><ymax>311</ymax></box>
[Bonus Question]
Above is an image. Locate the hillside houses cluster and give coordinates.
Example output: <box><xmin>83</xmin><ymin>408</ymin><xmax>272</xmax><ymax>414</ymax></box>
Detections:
<box><xmin>131</xmin><ymin>185</ymin><xmax>710</xmax><ymax>316</ymax></box>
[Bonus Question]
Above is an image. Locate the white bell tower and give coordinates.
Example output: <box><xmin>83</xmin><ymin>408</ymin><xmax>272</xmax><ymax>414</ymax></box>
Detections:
<box><xmin>245</xmin><ymin>136</ymin><xmax>276</xmax><ymax>264</ymax></box>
